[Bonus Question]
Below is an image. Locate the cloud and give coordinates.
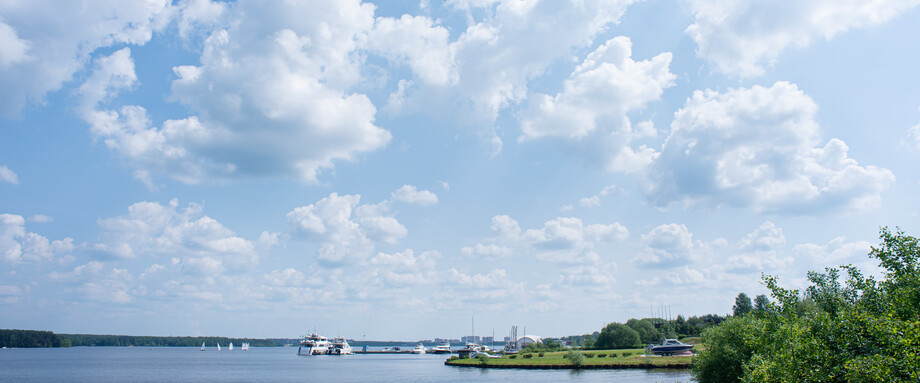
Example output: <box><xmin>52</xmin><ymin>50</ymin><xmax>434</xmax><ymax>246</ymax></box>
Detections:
<box><xmin>908</xmin><ymin>122</ymin><xmax>920</xmax><ymax>150</ymax></box>
<box><xmin>90</xmin><ymin>199</ymin><xmax>266</xmax><ymax>274</ymax></box>
<box><xmin>286</xmin><ymin>193</ymin><xmax>407</xmax><ymax>265</ymax></box>
<box><xmin>633</xmin><ymin>223</ymin><xmax>699</xmax><ymax>269</ymax></box>
<box><xmin>0</xmin><ymin>165</ymin><xmax>17</xmax><ymax>184</ymax></box>
<box><xmin>520</xmin><ymin>36</ymin><xmax>674</xmax><ymax>172</ymax></box>
<box><xmin>0</xmin><ymin>213</ymin><xmax>73</xmax><ymax>263</ymax></box>
<box><xmin>0</xmin><ymin>0</ymin><xmax>172</xmax><ymax>117</ymax></box>
<box><xmin>80</xmin><ymin>1</ymin><xmax>391</xmax><ymax>185</ymax></box>
<box><xmin>390</xmin><ymin>185</ymin><xmax>439</xmax><ymax>206</ymax></box>
<box><xmin>49</xmin><ymin>261</ymin><xmax>134</xmax><ymax>304</ymax></box>
<box><xmin>646</xmin><ymin>82</ymin><xmax>894</xmax><ymax>213</ymax></box>
<box><xmin>464</xmin><ymin>214</ymin><xmax>628</xmax><ymax>264</ymax></box>
<box><xmin>686</xmin><ymin>0</ymin><xmax>920</xmax><ymax>77</ymax></box>
<box><xmin>28</xmin><ymin>215</ymin><xmax>53</xmax><ymax>223</ymax></box>
<box><xmin>369</xmin><ymin>249</ymin><xmax>438</xmax><ymax>286</ymax></box>
<box><xmin>390</xmin><ymin>0</ymin><xmax>641</xmax><ymax>149</ymax></box>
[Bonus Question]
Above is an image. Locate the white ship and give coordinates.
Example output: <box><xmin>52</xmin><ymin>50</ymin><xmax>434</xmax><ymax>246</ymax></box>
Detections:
<box><xmin>410</xmin><ymin>344</ymin><xmax>427</xmax><ymax>354</ymax></box>
<box><xmin>298</xmin><ymin>333</ymin><xmax>332</xmax><ymax>356</ymax></box>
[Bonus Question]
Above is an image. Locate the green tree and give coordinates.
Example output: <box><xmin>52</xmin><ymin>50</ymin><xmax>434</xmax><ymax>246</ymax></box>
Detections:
<box><xmin>693</xmin><ymin>228</ymin><xmax>920</xmax><ymax>382</ymax></box>
<box><xmin>732</xmin><ymin>292</ymin><xmax>752</xmax><ymax>317</ymax></box>
<box><xmin>626</xmin><ymin>318</ymin><xmax>662</xmax><ymax>345</ymax></box>
<box><xmin>752</xmin><ymin>294</ymin><xmax>769</xmax><ymax>313</ymax></box>
<box><xmin>565</xmin><ymin>349</ymin><xmax>586</xmax><ymax>367</ymax></box>
<box><xmin>595</xmin><ymin>323</ymin><xmax>640</xmax><ymax>349</ymax></box>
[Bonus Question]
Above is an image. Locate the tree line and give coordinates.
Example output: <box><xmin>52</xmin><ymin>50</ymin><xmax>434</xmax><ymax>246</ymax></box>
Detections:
<box><xmin>692</xmin><ymin>227</ymin><xmax>920</xmax><ymax>382</ymax></box>
<box><xmin>0</xmin><ymin>330</ymin><xmax>280</xmax><ymax>348</ymax></box>
<box><xmin>0</xmin><ymin>329</ymin><xmax>68</xmax><ymax>348</ymax></box>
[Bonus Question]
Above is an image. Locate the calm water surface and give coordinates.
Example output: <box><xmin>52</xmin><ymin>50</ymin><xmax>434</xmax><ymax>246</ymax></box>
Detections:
<box><xmin>0</xmin><ymin>347</ymin><xmax>692</xmax><ymax>382</ymax></box>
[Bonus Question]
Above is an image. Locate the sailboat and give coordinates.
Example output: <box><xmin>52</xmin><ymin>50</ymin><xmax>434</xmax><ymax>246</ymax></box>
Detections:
<box><xmin>200</xmin><ymin>342</ymin><xmax>205</xmax><ymax>351</ymax></box>
<box><xmin>229</xmin><ymin>342</ymin><xmax>234</xmax><ymax>351</ymax></box>
<box><xmin>241</xmin><ymin>343</ymin><xmax>250</xmax><ymax>351</ymax></box>
<box><xmin>217</xmin><ymin>343</ymin><xmax>221</xmax><ymax>351</ymax></box>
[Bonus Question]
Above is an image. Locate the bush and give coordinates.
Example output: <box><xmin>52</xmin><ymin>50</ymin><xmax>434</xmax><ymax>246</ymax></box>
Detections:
<box><xmin>585</xmin><ymin>353</ymin><xmax>595</xmax><ymax>358</ymax></box>
<box><xmin>565</xmin><ymin>350</ymin><xmax>586</xmax><ymax>367</ymax></box>
<box><xmin>523</xmin><ymin>353</ymin><xmax>533</xmax><ymax>359</ymax></box>
<box><xmin>595</xmin><ymin>322</ymin><xmax>641</xmax><ymax>349</ymax></box>
<box><xmin>508</xmin><ymin>355</ymin><xmax>517</xmax><ymax>359</ymax></box>
<box><xmin>538</xmin><ymin>352</ymin><xmax>544</xmax><ymax>357</ymax></box>
<box><xmin>597</xmin><ymin>353</ymin><xmax>607</xmax><ymax>358</ymax></box>
<box><xmin>622</xmin><ymin>352</ymin><xmax>632</xmax><ymax>357</ymax></box>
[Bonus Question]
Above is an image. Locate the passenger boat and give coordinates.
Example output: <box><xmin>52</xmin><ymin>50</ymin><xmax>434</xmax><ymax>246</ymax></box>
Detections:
<box><xmin>410</xmin><ymin>344</ymin><xmax>426</xmax><ymax>354</ymax></box>
<box><xmin>647</xmin><ymin>339</ymin><xmax>693</xmax><ymax>356</ymax></box>
<box><xmin>298</xmin><ymin>333</ymin><xmax>332</xmax><ymax>356</ymax></box>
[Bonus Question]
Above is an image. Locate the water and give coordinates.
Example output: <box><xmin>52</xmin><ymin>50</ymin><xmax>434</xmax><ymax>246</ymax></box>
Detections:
<box><xmin>0</xmin><ymin>347</ymin><xmax>692</xmax><ymax>382</ymax></box>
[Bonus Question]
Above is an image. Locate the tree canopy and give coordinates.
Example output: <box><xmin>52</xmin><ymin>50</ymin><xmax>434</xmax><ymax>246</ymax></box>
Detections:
<box><xmin>692</xmin><ymin>227</ymin><xmax>920</xmax><ymax>382</ymax></box>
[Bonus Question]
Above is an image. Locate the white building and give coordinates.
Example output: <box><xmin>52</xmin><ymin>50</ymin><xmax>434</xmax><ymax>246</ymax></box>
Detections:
<box><xmin>517</xmin><ymin>335</ymin><xmax>543</xmax><ymax>348</ymax></box>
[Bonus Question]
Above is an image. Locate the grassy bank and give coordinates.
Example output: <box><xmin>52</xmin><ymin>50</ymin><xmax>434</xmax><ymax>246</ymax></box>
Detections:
<box><xmin>444</xmin><ymin>349</ymin><xmax>693</xmax><ymax>369</ymax></box>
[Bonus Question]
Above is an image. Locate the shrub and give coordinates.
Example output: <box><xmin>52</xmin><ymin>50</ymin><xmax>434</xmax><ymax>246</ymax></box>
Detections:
<box><xmin>609</xmin><ymin>352</ymin><xmax>618</xmax><ymax>357</ymax></box>
<box><xmin>622</xmin><ymin>352</ymin><xmax>632</xmax><ymax>357</ymax></box>
<box><xmin>508</xmin><ymin>355</ymin><xmax>517</xmax><ymax>359</ymax></box>
<box><xmin>565</xmin><ymin>350</ymin><xmax>586</xmax><ymax>367</ymax></box>
<box><xmin>523</xmin><ymin>353</ymin><xmax>533</xmax><ymax>359</ymax></box>
<box><xmin>538</xmin><ymin>352</ymin><xmax>544</xmax><ymax>357</ymax></box>
<box><xmin>597</xmin><ymin>353</ymin><xmax>607</xmax><ymax>358</ymax></box>
<box><xmin>585</xmin><ymin>353</ymin><xmax>595</xmax><ymax>358</ymax></box>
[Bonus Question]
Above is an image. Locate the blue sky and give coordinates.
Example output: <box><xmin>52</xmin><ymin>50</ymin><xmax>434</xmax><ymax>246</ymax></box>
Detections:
<box><xmin>1</xmin><ymin>0</ymin><xmax>919</xmax><ymax>341</ymax></box>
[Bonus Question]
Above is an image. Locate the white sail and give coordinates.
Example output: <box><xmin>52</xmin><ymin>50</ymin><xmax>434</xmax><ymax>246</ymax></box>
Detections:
<box><xmin>229</xmin><ymin>342</ymin><xmax>234</xmax><ymax>351</ymax></box>
<box><xmin>217</xmin><ymin>343</ymin><xmax>221</xmax><ymax>351</ymax></box>
<box><xmin>200</xmin><ymin>342</ymin><xmax>205</xmax><ymax>351</ymax></box>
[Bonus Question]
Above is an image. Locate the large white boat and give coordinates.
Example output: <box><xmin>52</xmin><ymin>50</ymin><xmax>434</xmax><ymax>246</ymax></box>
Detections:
<box><xmin>329</xmin><ymin>338</ymin><xmax>353</xmax><ymax>355</ymax></box>
<box><xmin>430</xmin><ymin>342</ymin><xmax>452</xmax><ymax>354</ymax></box>
<box><xmin>298</xmin><ymin>333</ymin><xmax>332</xmax><ymax>356</ymax></box>
<box><xmin>410</xmin><ymin>344</ymin><xmax>426</xmax><ymax>354</ymax></box>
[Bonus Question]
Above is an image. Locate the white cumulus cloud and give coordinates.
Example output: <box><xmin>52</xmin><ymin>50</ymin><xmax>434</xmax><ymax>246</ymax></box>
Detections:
<box><xmin>0</xmin><ymin>165</ymin><xmax>18</xmax><ymax>184</ymax></box>
<box><xmin>390</xmin><ymin>185</ymin><xmax>439</xmax><ymax>206</ymax></box>
<box><xmin>286</xmin><ymin>193</ymin><xmax>407</xmax><ymax>266</ymax></box>
<box><xmin>520</xmin><ymin>36</ymin><xmax>674</xmax><ymax>172</ymax></box>
<box><xmin>686</xmin><ymin>0</ymin><xmax>920</xmax><ymax>77</ymax></box>
<box><xmin>647</xmin><ymin>81</ymin><xmax>894</xmax><ymax>213</ymax></box>
<box><xmin>0</xmin><ymin>213</ymin><xmax>73</xmax><ymax>263</ymax></box>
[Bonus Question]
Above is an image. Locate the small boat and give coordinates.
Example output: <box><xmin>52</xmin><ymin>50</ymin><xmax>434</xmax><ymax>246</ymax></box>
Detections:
<box><xmin>217</xmin><ymin>343</ymin><xmax>221</xmax><ymax>351</ymax></box>
<box><xmin>241</xmin><ymin>343</ymin><xmax>250</xmax><ymax>351</ymax></box>
<box><xmin>410</xmin><ymin>344</ymin><xmax>426</xmax><ymax>354</ymax></box>
<box><xmin>430</xmin><ymin>342</ymin><xmax>452</xmax><ymax>354</ymax></box>
<box><xmin>200</xmin><ymin>342</ymin><xmax>205</xmax><ymax>351</ymax></box>
<box><xmin>647</xmin><ymin>339</ymin><xmax>693</xmax><ymax>356</ymax></box>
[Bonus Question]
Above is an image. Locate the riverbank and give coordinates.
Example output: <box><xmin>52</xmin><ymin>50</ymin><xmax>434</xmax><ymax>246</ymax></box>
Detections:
<box><xmin>444</xmin><ymin>349</ymin><xmax>692</xmax><ymax>369</ymax></box>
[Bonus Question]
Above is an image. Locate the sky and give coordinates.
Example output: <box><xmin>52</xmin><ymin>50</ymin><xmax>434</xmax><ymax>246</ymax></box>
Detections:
<box><xmin>1</xmin><ymin>0</ymin><xmax>919</xmax><ymax>341</ymax></box>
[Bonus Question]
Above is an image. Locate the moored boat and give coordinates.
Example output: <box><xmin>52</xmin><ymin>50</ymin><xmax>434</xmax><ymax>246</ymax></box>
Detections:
<box><xmin>430</xmin><ymin>342</ymin><xmax>452</xmax><ymax>354</ymax></box>
<box><xmin>410</xmin><ymin>344</ymin><xmax>426</xmax><ymax>354</ymax></box>
<box><xmin>330</xmin><ymin>338</ymin><xmax>353</xmax><ymax>355</ymax></box>
<box><xmin>298</xmin><ymin>333</ymin><xmax>332</xmax><ymax>356</ymax></box>
<box><xmin>647</xmin><ymin>339</ymin><xmax>693</xmax><ymax>356</ymax></box>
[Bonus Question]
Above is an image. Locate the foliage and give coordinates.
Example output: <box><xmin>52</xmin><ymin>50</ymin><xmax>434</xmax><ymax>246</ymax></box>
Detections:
<box><xmin>732</xmin><ymin>293</ymin><xmax>752</xmax><ymax>317</ymax></box>
<box><xmin>0</xmin><ymin>329</ymin><xmax>66</xmax><ymax>348</ymax></box>
<box><xmin>692</xmin><ymin>227</ymin><xmax>920</xmax><ymax>383</ymax></box>
<box><xmin>626</xmin><ymin>318</ymin><xmax>662</xmax><ymax>344</ymax></box>
<box><xmin>60</xmin><ymin>334</ymin><xmax>277</xmax><ymax>347</ymax></box>
<box><xmin>565</xmin><ymin>349</ymin><xmax>586</xmax><ymax>367</ymax></box>
<box><xmin>753</xmin><ymin>294</ymin><xmax>770</xmax><ymax>313</ymax></box>
<box><xmin>595</xmin><ymin>323</ymin><xmax>640</xmax><ymax>349</ymax></box>
<box><xmin>522</xmin><ymin>353</ymin><xmax>533</xmax><ymax>358</ymax></box>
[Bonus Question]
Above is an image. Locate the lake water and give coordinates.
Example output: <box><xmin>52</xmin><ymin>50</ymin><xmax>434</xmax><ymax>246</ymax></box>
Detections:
<box><xmin>0</xmin><ymin>347</ymin><xmax>692</xmax><ymax>382</ymax></box>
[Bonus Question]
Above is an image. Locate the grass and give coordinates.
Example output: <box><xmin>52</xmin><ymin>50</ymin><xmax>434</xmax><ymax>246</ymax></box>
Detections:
<box><xmin>445</xmin><ymin>349</ymin><xmax>693</xmax><ymax>369</ymax></box>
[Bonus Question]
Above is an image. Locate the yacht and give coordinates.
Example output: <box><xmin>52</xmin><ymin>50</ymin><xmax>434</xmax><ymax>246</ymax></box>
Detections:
<box><xmin>430</xmin><ymin>342</ymin><xmax>452</xmax><ymax>354</ymax></box>
<box><xmin>298</xmin><ymin>333</ymin><xmax>332</xmax><ymax>356</ymax></box>
<box><xmin>410</xmin><ymin>344</ymin><xmax>427</xmax><ymax>354</ymax></box>
<box><xmin>330</xmin><ymin>338</ymin><xmax>353</xmax><ymax>355</ymax></box>
<box><xmin>647</xmin><ymin>339</ymin><xmax>693</xmax><ymax>356</ymax></box>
